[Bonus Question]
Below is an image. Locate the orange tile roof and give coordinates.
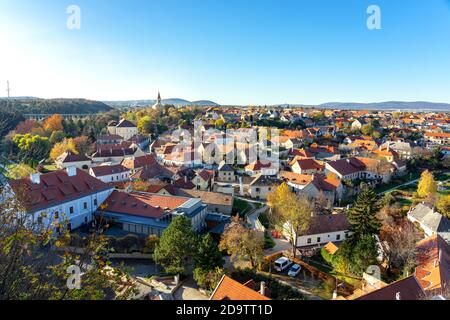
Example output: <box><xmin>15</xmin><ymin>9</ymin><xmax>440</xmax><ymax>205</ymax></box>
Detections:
<box><xmin>210</xmin><ymin>275</ymin><xmax>270</xmax><ymax>300</ymax></box>
<box><xmin>280</xmin><ymin>171</ymin><xmax>314</xmax><ymax>185</ymax></box>
<box><xmin>415</xmin><ymin>235</ymin><xmax>450</xmax><ymax>292</ymax></box>
<box><xmin>103</xmin><ymin>190</ymin><xmax>190</xmax><ymax>218</ymax></box>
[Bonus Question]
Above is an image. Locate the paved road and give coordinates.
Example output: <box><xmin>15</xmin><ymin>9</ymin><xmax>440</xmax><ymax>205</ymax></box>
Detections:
<box><xmin>173</xmin><ymin>277</ymin><xmax>209</xmax><ymax>300</ymax></box>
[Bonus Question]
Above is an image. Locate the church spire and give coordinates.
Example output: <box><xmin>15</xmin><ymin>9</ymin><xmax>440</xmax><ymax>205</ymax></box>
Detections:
<box><xmin>157</xmin><ymin>91</ymin><xmax>161</xmax><ymax>102</ymax></box>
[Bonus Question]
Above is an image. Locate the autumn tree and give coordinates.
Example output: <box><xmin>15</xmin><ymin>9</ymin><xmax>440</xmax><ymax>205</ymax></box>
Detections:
<box><xmin>0</xmin><ymin>188</ymin><xmax>136</xmax><ymax>300</ymax></box>
<box><xmin>50</xmin><ymin>138</ymin><xmax>78</xmax><ymax>160</ymax></box>
<box><xmin>154</xmin><ymin>216</ymin><xmax>197</xmax><ymax>275</ymax></box>
<box><xmin>43</xmin><ymin>114</ymin><xmax>64</xmax><ymax>133</ymax></box>
<box><xmin>437</xmin><ymin>195</ymin><xmax>450</xmax><ymax>218</ymax></box>
<box><xmin>267</xmin><ymin>183</ymin><xmax>314</xmax><ymax>257</ymax></box>
<box><xmin>417</xmin><ymin>170</ymin><xmax>437</xmax><ymax>199</ymax></box>
<box><xmin>219</xmin><ymin>218</ymin><xmax>264</xmax><ymax>268</ymax></box>
<box><xmin>15</xmin><ymin>119</ymin><xmax>41</xmax><ymax>135</ymax></box>
<box><xmin>73</xmin><ymin>136</ymin><xmax>92</xmax><ymax>155</ymax></box>
<box><xmin>381</xmin><ymin>219</ymin><xmax>421</xmax><ymax>276</ymax></box>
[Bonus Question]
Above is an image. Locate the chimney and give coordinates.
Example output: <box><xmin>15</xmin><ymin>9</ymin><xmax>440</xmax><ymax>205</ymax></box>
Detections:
<box><xmin>30</xmin><ymin>173</ymin><xmax>41</xmax><ymax>184</ymax></box>
<box><xmin>260</xmin><ymin>281</ymin><xmax>267</xmax><ymax>296</ymax></box>
<box><xmin>67</xmin><ymin>166</ymin><xmax>77</xmax><ymax>177</ymax></box>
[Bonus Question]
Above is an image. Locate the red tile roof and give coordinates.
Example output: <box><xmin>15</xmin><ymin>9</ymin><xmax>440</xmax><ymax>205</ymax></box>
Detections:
<box><xmin>102</xmin><ymin>191</ymin><xmax>190</xmax><ymax>218</ymax></box>
<box><xmin>290</xmin><ymin>158</ymin><xmax>324</xmax><ymax>171</ymax></box>
<box><xmin>210</xmin><ymin>275</ymin><xmax>270</xmax><ymax>300</ymax></box>
<box><xmin>9</xmin><ymin>169</ymin><xmax>112</xmax><ymax>213</ymax></box>
<box><xmin>121</xmin><ymin>154</ymin><xmax>157</xmax><ymax>170</ymax></box>
<box><xmin>90</xmin><ymin>164</ymin><xmax>129</xmax><ymax>177</ymax></box>
<box><xmin>356</xmin><ymin>276</ymin><xmax>424</xmax><ymax>300</ymax></box>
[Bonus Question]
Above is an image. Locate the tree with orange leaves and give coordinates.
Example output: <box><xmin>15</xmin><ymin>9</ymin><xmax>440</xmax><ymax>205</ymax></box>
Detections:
<box><xmin>43</xmin><ymin>114</ymin><xmax>64</xmax><ymax>132</ymax></box>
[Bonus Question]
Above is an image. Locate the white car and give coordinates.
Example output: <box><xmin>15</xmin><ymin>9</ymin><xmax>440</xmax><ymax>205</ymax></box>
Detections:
<box><xmin>288</xmin><ymin>264</ymin><xmax>302</xmax><ymax>277</ymax></box>
<box><xmin>274</xmin><ymin>257</ymin><xmax>292</xmax><ymax>272</ymax></box>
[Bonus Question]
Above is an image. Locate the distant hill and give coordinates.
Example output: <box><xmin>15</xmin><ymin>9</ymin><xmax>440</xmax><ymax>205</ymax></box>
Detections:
<box><xmin>319</xmin><ymin>101</ymin><xmax>450</xmax><ymax>111</ymax></box>
<box><xmin>0</xmin><ymin>98</ymin><xmax>113</xmax><ymax>114</ymax></box>
<box><xmin>103</xmin><ymin>98</ymin><xmax>220</xmax><ymax>108</ymax></box>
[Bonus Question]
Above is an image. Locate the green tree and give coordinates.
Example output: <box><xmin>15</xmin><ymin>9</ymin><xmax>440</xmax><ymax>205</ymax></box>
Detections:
<box><xmin>195</xmin><ymin>234</ymin><xmax>224</xmax><ymax>270</ymax></box>
<box><xmin>154</xmin><ymin>216</ymin><xmax>197</xmax><ymax>275</ymax></box>
<box><xmin>347</xmin><ymin>187</ymin><xmax>381</xmax><ymax>243</ymax></box>
<box><xmin>12</xmin><ymin>134</ymin><xmax>51</xmax><ymax>165</ymax></box>
<box><xmin>361</xmin><ymin>124</ymin><xmax>374</xmax><ymax>136</ymax></box>
<box><xmin>49</xmin><ymin>130</ymin><xmax>65</xmax><ymax>144</ymax></box>
<box><xmin>193</xmin><ymin>267</ymin><xmax>224</xmax><ymax>291</ymax></box>
<box><xmin>350</xmin><ymin>235</ymin><xmax>379</xmax><ymax>276</ymax></box>
<box><xmin>137</xmin><ymin>116</ymin><xmax>153</xmax><ymax>135</ymax></box>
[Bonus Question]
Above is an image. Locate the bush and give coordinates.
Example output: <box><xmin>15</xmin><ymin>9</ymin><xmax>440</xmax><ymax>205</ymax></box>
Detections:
<box><xmin>264</xmin><ymin>232</ymin><xmax>276</xmax><ymax>250</ymax></box>
<box><xmin>112</xmin><ymin>235</ymin><xmax>145</xmax><ymax>253</ymax></box>
<box><xmin>193</xmin><ymin>267</ymin><xmax>224</xmax><ymax>291</ymax></box>
<box><xmin>144</xmin><ymin>235</ymin><xmax>159</xmax><ymax>253</ymax></box>
<box><xmin>258</xmin><ymin>252</ymin><xmax>283</xmax><ymax>272</ymax></box>
<box><xmin>231</xmin><ymin>268</ymin><xmax>305</xmax><ymax>300</ymax></box>
<box><xmin>320</xmin><ymin>247</ymin><xmax>334</xmax><ymax>265</ymax></box>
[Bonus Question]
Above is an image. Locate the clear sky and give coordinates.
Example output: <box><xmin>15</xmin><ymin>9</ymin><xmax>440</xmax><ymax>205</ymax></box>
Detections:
<box><xmin>1</xmin><ymin>0</ymin><xmax>450</xmax><ymax>105</ymax></box>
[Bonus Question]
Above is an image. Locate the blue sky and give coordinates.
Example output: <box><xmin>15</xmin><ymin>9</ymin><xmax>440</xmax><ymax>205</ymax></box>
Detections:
<box><xmin>1</xmin><ymin>0</ymin><xmax>450</xmax><ymax>105</ymax></box>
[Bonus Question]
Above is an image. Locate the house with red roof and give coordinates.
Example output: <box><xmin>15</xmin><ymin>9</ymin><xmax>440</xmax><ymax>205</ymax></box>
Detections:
<box><xmin>210</xmin><ymin>275</ymin><xmax>270</xmax><ymax>300</ymax></box>
<box><xmin>7</xmin><ymin>167</ymin><xmax>114</xmax><ymax>231</ymax></box>
<box><xmin>89</xmin><ymin>164</ymin><xmax>131</xmax><ymax>183</ymax></box>
<box><xmin>97</xmin><ymin>190</ymin><xmax>208</xmax><ymax>236</ymax></box>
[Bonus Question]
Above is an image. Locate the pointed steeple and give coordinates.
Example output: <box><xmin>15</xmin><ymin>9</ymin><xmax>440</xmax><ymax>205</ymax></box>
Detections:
<box><xmin>157</xmin><ymin>91</ymin><xmax>161</xmax><ymax>103</ymax></box>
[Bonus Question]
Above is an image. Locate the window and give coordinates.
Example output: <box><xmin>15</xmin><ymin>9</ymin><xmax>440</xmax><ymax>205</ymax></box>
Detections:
<box><xmin>94</xmin><ymin>199</ymin><xmax>98</xmax><ymax>206</ymax></box>
<box><xmin>307</xmin><ymin>238</ymin><xmax>312</xmax><ymax>244</ymax></box>
<box><xmin>69</xmin><ymin>206</ymin><xmax>74</xmax><ymax>214</ymax></box>
<box><xmin>336</xmin><ymin>234</ymin><xmax>341</xmax><ymax>241</ymax></box>
<box><xmin>317</xmin><ymin>237</ymin><xmax>321</xmax><ymax>243</ymax></box>
<box><xmin>54</xmin><ymin>212</ymin><xmax>59</xmax><ymax>219</ymax></box>
<box><xmin>83</xmin><ymin>202</ymin><xmax>88</xmax><ymax>210</ymax></box>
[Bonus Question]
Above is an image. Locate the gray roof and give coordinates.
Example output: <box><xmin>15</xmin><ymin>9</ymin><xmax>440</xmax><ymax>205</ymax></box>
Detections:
<box><xmin>408</xmin><ymin>203</ymin><xmax>450</xmax><ymax>242</ymax></box>
<box><xmin>218</xmin><ymin>163</ymin><xmax>234</xmax><ymax>172</ymax></box>
<box><xmin>249</xmin><ymin>174</ymin><xmax>280</xmax><ymax>187</ymax></box>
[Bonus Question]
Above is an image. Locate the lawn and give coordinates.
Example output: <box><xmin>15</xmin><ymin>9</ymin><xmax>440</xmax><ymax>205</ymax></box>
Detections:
<box><xmin>42</xmin><ymin>164</ymin><xmax>58</xmax><ymax>173</ymax></box>
<box><xmin>5</xmin><ymin>163</ymin><xmax>35</xmax><ymax>179</ymax></box>
<box><xmin>232</xmin><ymin>198</ymin><xmax>253</xmax><ymax>216</ymax></box>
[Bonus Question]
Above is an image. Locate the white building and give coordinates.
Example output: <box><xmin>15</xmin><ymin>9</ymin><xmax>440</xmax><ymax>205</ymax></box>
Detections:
<box><xmin>89</xmin><ymin>164</ymin><xmax>131</xmax><ymax>184</ymax></box>
<box><xmin>7</xmin><ymin>167</ymin><xmax>114</xmax><ymax>231</ymax></box>
<box><xmin>108</xmin><ymin>119</ymin><xmax>139</xmax><ymax>140</ymax></box>
<box><xmin>284</xmin><ymin>214</ymin><xmax>351</xmax><ymax>248</ymax></box>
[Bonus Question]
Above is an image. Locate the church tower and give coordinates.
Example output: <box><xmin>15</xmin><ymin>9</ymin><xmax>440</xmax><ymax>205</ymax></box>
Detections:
<box><xmin>152</xmin><ymin>91</ymin><xmax>163</xmax><ymax>110</ymax></box>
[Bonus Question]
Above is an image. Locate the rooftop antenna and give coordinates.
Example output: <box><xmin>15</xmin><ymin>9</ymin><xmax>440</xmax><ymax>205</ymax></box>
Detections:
<box><xmin>6</xmin><ymin>80</ymin><xmax>10</xmax><ymax>98</ymax></box>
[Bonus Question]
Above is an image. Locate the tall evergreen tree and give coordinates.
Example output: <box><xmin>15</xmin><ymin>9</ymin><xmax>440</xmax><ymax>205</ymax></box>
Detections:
<box><xmin>154</xmin><ymin>216</ymin><xmax>197</xmax><ymax>275</ymax></box>
<box><xmin>347</xmin><ymin>187</ymin><xmax>381</xmax><ymax>243</ymax></box>
<box><xmin>195</xmin><ymin>234</ymin><xmax>224</xmax><ymax>270</ymax></box>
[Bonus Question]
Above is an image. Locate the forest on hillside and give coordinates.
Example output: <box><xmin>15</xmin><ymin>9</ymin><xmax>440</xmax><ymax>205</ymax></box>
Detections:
<box><xmin>0</xmin><ymin>98</ymin><xmax>113</xmax><ymax>115</ymax></box>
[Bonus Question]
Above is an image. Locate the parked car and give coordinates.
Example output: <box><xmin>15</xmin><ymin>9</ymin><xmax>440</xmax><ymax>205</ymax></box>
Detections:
<box><xmin>274</xmin><ymin>257</ymin><xmax>292</xmax><ymax>272</ymax></box>
<box><xmin>288</xmin><ymin>264</ymin><xmax>302</xmax><ymax>277</ymax></box>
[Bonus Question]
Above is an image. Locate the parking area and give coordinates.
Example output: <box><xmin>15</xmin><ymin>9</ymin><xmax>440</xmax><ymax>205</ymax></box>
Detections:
<box><xmin>270</xmin><ymin>258</ymin><xmax>335</xmax><ymax>300</ymax></box>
